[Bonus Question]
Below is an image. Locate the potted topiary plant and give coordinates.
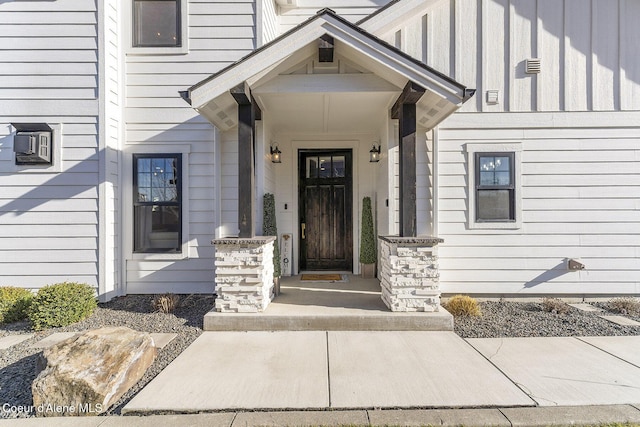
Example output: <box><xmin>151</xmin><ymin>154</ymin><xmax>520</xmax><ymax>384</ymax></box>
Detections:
<box><xmin>359</xmin><ymin>196</ymin><xmax>376</xmax><ymax>278</ymax></box>
<box><xmin>263</xmin><ymin>193</ymin><xmax>281</xmax><ymax>295</ymax></box>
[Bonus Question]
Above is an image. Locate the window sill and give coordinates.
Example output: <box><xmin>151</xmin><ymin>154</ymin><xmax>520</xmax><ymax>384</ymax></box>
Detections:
<box><xmin>127</xmin><ymin>45</ymin><xmax>188</xmax><ymax>56</ymax></box>
<box><xmin>468</xmin><ymin>221</ymin><xmax>521</xmax><ymax>230</ymax></box>
<box><xmin>131</xmin><ymin>252</ymin><xmax>188</xmax><ymax>261</ymax></box>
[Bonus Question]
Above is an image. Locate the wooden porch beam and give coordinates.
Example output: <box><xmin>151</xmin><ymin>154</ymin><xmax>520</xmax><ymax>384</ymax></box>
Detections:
<box><xmin>231</xmin><ymin>83</ymin><xmax>260</xmax><ymax>238</ymax></box>
<box><xmin>392</xmin><ymin>81</ymin><xmax>425</xmax><ymax>237</ymax></box>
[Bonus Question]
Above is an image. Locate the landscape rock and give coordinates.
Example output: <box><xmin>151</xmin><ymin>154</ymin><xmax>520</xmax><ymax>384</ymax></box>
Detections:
<box><xmin>31</xmin><ymin>326</ymin><xmax>156</xmax><ymax>417</ymax></box>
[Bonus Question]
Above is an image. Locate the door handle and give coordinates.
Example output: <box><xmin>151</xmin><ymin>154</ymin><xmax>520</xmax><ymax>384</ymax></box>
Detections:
<box><xmin>301</xmin><ymin>223</ymin><xmax>306</xmax><ymax>239</ymax></box>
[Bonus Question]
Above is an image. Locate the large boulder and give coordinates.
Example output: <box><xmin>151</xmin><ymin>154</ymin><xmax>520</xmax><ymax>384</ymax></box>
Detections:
<box><xmin>32</xmin><ymin>326</ymin><xmax>156</xmax><ymax>417</ymax></box>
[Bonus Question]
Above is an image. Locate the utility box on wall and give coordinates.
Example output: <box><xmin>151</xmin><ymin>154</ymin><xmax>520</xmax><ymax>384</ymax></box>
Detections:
<box><xmin>12</xmin><ymin>123</ymin><xmax>53</xmax><ymax>165</ymax></box>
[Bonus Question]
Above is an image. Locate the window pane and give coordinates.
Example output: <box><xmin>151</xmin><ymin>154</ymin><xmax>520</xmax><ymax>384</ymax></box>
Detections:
<box><xmin>477</xmin><ymin>189</ymin><xmax>513</xmax><ymax>221</ymax></box>
<box><xmin>332</xmin><ymin>155</ymin><xmax>345</xmax><ymax>177</ymax></box>
<box><xmin>318</xmin><ymin>156</ymin><xmax>331</xmax><ymax>178</ymax></box>
<box><xmin>134</xmin><ymin>205</ymin><xmax>180</xmax><ymax>252</ymax></box>
<box><xmin>478</xmin><ymin>155</ymin><xmax>512</xmax><ymax>187</ymax></box>
<box><xmin>134</xmin><ymin>1</ymin><xmax>179</xmax><ymax>47</ymax></box>
<box><xmin>494</xmin><ymin>156</ymin><xmax>510</xmax><ymax>171</ymax></box>
<box><xmin>306</xmin><ymin>157</ymin><xmax>318</xmax><ymax>178</ymax></box>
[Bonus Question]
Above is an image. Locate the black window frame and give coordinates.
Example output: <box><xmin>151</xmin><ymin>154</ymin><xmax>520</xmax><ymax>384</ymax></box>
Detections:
<box><xmin>133</xmin><ymin>153</ymin><xmax>183</xmax><ymax>253</ymax></box>
<box><xmin>132</xmin><ymin>0</ymin><xmax>182</xmax><ymax>48</ymax></box>
<box><xmin>475</xmin><ymin>152</ymin><xmax>516</xmax><ymax>222</ymax></box>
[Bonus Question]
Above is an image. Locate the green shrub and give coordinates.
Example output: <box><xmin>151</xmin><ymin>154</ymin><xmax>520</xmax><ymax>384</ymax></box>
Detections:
<box><xmin>28</xmin><ymin>282</ymin><xmax>97</xmax><ymax>331</ymax></box>
<box><xmin>359</xmin><ymin>196</ymin><xmax>376</xmax><ymax>264</ymax></box>
<box><xmin>263</xmin><ymin>193</ymin><xmax>281</xmax><ymax>278</ymax></box>
<box><xmin>445</xmin><ymin>295</ymin><xmax>481</xmax><ymax>317</ymax></box>
<box><xmin>0</xmin><ymin>287</ymin><xmax>33</xmax><ymax>324</ymax></box>
<box><xmin>541</xmin><ymin>297</ymin><xmax>571</xmax><ymax>314</ymax></box>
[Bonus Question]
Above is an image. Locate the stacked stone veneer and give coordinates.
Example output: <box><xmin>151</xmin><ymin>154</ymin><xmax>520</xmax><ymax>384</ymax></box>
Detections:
<box><xmin>379</xmin><ymin>236</ymin><xmax>443</xmax><ymax>312</ymax></box>
<box><xmin>212</xmin><ymin>237</ymin><xmax>275</xmax><ymax>313</ymax></box>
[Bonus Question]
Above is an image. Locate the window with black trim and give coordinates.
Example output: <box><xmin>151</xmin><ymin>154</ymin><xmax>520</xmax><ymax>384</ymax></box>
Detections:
<box><xmin>475</xmin><ymin>152</ymin><xmax>515</xmax><ymax>222</ymax></box>
<box><xmin>133</xmin><ymin>154</ymin><xmax>182</xmax><ymax>253</ymax></box>
<box><xmin>133</xmin><ymin>0</ymin><xmax>181</xmax><ymax>47</ymax></box>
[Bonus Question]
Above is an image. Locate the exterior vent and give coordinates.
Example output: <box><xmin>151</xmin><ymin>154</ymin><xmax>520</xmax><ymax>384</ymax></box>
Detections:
<box><xmin>486</xmin><ymin>90</ymin><xmax>499</xmax><ymax>105</ymax></box>
<box><xmin>11</xmin><ymin>123</ymin><xmax>53</xmax><ymax>165</ymax></box>
<box><xmin>526</xmin><ymin>58</ymin><xmax>541</xmax><ymax>74</ymax></box>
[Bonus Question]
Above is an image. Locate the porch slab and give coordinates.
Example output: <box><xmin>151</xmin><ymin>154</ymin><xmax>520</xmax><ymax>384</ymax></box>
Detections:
<box><xmin>328</xmin><ymin>331</ymin><xmax>534</xmax><ymax>408</ymax></box>
<box><xmin>466</xmin><ymin>337</ymin><xmax>640</xmax><ymax>406</ymax></box>
<box><xmin>204</xmin><ymin>275</ymin><xmax>453</xmax><ymax>331</ymax></box>
<box><xmin>122</xmin><ymin>331</ymin><xmax>329</xmax><ymax>413</ymax></box>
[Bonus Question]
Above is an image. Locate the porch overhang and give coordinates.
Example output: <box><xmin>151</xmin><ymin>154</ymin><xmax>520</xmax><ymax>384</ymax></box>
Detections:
<box><xmin>180</xmin><ymin>8</ymin><xmax>473</xmax><ymax>132</ymax></box>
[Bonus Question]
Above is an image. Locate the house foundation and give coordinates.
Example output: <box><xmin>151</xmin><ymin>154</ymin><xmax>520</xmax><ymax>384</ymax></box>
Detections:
<box><xmin>379</xmin><ymin>236</ymin><xmax>443</xmax><ymax>312</ymax></box>
<box><xmin>212</xmin><ymin>237</ymin><xmax>276</xmax><ymax>313</ymax></box>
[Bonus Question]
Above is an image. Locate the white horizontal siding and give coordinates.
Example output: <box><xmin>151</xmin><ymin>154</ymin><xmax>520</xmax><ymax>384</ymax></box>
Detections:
<box><xmin>436</xmin><ymin>113</ymin><xmax>640</xmax><ymax>296</ymax></box>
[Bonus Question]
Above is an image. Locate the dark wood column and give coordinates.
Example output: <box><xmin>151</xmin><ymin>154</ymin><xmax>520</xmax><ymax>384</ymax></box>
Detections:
<box><xmin>391</xmin><ymin>81</ymin><xmax>425</xmax><ymax>237</ymax></box>
<box><xmin>231</xmin><ymin>83</ymin><xmax>261</xmax><ymax>238</ymax></box>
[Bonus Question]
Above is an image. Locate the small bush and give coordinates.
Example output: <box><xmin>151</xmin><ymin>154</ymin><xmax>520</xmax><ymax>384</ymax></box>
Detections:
<box><xmin>541</xmin><ymin>297</ymin><xmax>571</xmax><ymax>314</ymax></box>
<box><xmin>608</xmin><ymin>297</ymin><xmax>640</xmax><ymax>316</ymax></box>
<box><xmin>445</xmin><ymin>295</ymin><xmax>481</xmax><ymax>317</ymax></box>
<box><xmin>152</xmin><ymin>293</ymin><xmax>180</xmax><ymax>313</ymax></box>
<box><xmin>0</xmin><ymin>287</ymin><xmax>33</xmax><ymax>324</ymax></box>
<box><xmin>28</xmin><ymin>282</ymin><xmax>97</xmax><ymax>331</ymax></box>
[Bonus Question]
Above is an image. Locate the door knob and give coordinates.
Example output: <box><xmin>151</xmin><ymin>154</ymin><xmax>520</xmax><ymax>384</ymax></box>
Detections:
<box><xmin>301</xmin><ymin>223</ymin><xmax>306</xmax><ymax>239</ymax></box>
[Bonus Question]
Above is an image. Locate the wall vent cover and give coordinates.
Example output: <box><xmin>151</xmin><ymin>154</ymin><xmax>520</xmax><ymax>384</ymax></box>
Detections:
<box><xmin>526</xmin><ymin>58</ymin><xmax>541</xmax><ymax>74</ymax></box>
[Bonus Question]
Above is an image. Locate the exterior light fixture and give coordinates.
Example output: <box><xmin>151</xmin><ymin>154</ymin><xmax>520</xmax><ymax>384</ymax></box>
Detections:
<box><xmin>270</xmin><ymin>143</ymin><xmax>282</xmax><ymax>163</ymax></box>
<box><xmin>369</xmin><ymin>144</ymin><xmax>381</xmax><ymax>163</ymax></box>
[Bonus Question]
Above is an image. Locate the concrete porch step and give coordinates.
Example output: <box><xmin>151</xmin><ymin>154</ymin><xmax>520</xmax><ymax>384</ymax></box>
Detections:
<box><xmin>204</xmin><ymin>276</ymin><xmax>453</xmax><ymax>331</ymax></box>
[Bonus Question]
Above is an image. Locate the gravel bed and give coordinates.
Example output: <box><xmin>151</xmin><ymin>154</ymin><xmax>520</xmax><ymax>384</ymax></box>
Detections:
<box><xmin>453</xmin><ymin>300</ymin><xmax>640</xmax><ymax>338</ymax></box>
<box><xmin>1</xmin><ymin>295</ymin><xmax>639</xmax><ymax>419</ymax></box>
<box><xmin>0</xmin><ymin>294</ymin><xmax>214</xmax><ymax>419</ymax></box>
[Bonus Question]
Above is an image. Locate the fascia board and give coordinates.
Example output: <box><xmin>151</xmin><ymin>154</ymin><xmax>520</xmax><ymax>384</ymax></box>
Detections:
<box><xmin>189</xmin><ymin>10</ymin><xmax>466</xmax><ymax>113</ymax></box>
<box><xmin>322</xmin><ymin>17</ymin><xmax>464</xmax><ymax>105</ymax></box>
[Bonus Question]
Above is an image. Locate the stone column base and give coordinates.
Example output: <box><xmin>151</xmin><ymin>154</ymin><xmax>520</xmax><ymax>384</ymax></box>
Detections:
<box><xmin>379</xmin><ymin>236</ymin><xmax>443</xmax><ymax>312</ymax></box>
<box><xmin>212</xmin><ymin>237</ymin><xmax>276</xmax><ymax>313</ymax></box>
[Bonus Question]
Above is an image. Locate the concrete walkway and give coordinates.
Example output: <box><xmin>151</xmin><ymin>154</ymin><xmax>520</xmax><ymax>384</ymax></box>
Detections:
<box><xmin>2</xmin><ymin>332</ymin><xmax>640</xmax><ymax>425</ymax></box>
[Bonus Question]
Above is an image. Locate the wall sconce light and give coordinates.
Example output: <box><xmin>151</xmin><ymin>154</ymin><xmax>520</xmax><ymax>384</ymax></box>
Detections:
<box><xmin>369</xmin><ymin>144</ymin><xmax>381</xmax><ymax>163</ymax></box>
<box><xmin>270</xmin><ymin>143</ymin><xmax>282</xmax><ymax>163</ymax></box>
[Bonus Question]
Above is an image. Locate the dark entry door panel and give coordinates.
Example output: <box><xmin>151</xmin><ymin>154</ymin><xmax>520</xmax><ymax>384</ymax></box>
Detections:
<box><xmin>300</xmin><ymin>150</ymin><xmax>352</xmax><ymax>271</ymax></box>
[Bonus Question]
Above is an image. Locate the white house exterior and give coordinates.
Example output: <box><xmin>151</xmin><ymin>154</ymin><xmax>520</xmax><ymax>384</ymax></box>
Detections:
<box><xmin>1</xmin><ymin>0</ymin><xmax>639</xmax><ymax>302</ymax></box>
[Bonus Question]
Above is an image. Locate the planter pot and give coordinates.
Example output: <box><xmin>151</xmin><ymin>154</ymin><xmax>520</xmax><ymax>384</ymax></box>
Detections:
<box><xmin>273</xmin><ymin>276</ymin><xmax>281</xmax><ymax>297</ymax></box>
<box><xmin>360</xmin><ymin>263</ymin><xmax>376</xmax><ymax>279</ymax></box>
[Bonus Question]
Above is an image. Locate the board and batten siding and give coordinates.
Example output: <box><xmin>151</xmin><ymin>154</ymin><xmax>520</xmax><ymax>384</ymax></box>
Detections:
<box><xmin>0</xmin><ymin>0</ymin><xmax>100</xmax><ymax>290</ymax></box>
<box><xmin>385</xmin><ymin>0</ymin><xmax>640</xmax><ymax>113</ymax></box>
<box><xmin>436</xmin><ymin>113</ymin><xmax>640</xmax><ymax>296</ymax></box>
<box><xmin>123</xmin><ymin>0</ymin><xmax>258</xmax><ymax>294</ymax></box>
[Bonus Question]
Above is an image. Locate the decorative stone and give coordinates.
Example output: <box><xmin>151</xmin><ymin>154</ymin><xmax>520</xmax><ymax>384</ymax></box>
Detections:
<box><xmin>379</xmin><ymin>236</ymin><xmax>442</xmax><ymax>312</ymax></box>
<box><xmin>212</xmin><ymin>237</ymin><xmax>276</xmax><ymax>313</ymax></box>
<box><xmin>32</xmin><ymin>327</ymin><xmax>156</xmax><ymax>417</ymax></box>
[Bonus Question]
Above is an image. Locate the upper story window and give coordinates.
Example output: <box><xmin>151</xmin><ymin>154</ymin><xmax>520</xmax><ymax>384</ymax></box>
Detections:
<box><xmin>133</xmin><ymin>0</ymin><xmax>181</xmax><ymax>47</ymax></box>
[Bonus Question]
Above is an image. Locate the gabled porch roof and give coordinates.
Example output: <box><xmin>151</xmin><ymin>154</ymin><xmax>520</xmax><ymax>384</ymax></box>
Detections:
<box><xmin>181</xmin><ymin>8</ymin><xmax>473</xmax><ymax>132</ymax></box>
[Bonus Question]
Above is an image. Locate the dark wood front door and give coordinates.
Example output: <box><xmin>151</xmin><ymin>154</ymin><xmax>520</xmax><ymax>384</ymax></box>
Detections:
<box><xmin>299</xmin><ymin>150</ymin><xmax>353</xmax><ymax>271</ymax></box>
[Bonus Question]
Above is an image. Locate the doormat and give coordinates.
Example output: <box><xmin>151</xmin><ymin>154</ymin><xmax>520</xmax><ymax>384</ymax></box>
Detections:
<box><xmin>300</xmin><ymin>274</ymin><xmax>348</xmax><ymax>282</ymax></box>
